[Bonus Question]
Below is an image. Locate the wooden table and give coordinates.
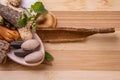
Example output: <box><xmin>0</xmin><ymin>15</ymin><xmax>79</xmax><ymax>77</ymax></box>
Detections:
<box><xmin>1</xmin><ymin>0</ymin><xmax>120</xmax><ymax>80</ymax></box>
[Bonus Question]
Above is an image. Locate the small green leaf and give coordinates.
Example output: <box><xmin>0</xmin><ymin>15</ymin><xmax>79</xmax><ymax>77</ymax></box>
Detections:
<box><xmin>30</xmin><ymin>2</ymin><xmax>48</xmax><ymax>14</ymax></box>
<box><xmin>31</xmin><ymin>23</ymin><xmax>36</xmax><ymax>32</ymax></box>
<box><xmin>0</xmin><ymin>16</ymin><xmax>3</xmax><ymax>25</ymax></box>
<box><xmin>18</xmin><ymin>12</ymin><xmax>28</xmax><ymax>28</ymax></box>
<box><xmin>45</xmin><ymin>51</ymin><xmax>53</xmax><ymax>61</ymax></box>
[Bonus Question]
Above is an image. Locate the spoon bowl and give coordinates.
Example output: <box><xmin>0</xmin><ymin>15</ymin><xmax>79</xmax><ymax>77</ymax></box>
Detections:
<box><xmin>7</xmin><ymin>34</ymin><xmax>45</xmax><ymax>66</ymax></box>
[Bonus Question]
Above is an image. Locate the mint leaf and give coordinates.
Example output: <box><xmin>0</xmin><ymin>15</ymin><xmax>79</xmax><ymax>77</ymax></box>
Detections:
<box><xmin>45</xmin><ymin>51</ymin><xmax>53</xmax><ymax>61</ymax></box>
<box><xmin>18</xmin><ymin>12</ymin><xmax>28</xmax><ymax>28</ymax></box>
<box><xmin>30</xmin><ymin>2</ymin><xmax>48</xmax><ymax>14</ymax></box>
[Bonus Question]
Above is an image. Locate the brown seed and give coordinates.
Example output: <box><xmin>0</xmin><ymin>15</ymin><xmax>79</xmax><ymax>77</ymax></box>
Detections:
<box><xmin>8</xmin><ymin>0</ymin><xmax>21</xmax><ymax>7</ymax></box>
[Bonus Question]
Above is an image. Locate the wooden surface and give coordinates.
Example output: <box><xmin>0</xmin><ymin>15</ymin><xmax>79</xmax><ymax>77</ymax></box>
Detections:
<box><xmin>53</xmin><ymin>11</ymin><xmax>120</xmax><ymax>28</ymax></box>
<box><xmin>0</xmin><ymin>71</ymin><xmax>120</xmax><ymax>80</ymax></box>
<box><xmin>1</xmin><ymin>0</ymin><xmax>120</xmax><ymax>80</ymax></box>
<box><xmin>41</xmin><ymin>0</ymin><xmax>120</xmax><ymax>11</ymax></box>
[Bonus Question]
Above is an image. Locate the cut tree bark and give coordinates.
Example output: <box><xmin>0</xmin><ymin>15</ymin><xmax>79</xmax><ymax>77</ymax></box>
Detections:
<box><xmin>0</xmin><ymin>4</ymin><xmax>22</xmax><ymax>28</ymax></box>
<box><xmin>37</xmin><ymin>28</ymin><xmax>115</xmax><ymax>42</ymax></box>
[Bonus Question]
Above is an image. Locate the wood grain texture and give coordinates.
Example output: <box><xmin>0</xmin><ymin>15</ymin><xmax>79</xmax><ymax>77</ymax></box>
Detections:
<box><xmin>0</xmin><ymin>71</ymin><xmax>120</xmax><ymax>80</ymax></box>
<box><xmin>0</xmin><ymin>0</ymin><xmax>118</xmax><ymax>11</ymax></box>
<box><xmin>52</xmin><ymin>11</ymin><xmax>120</xmax><ymax>28</ymax></box>
<box><xmin>40</xmin><ymin>0</ymin><xmax>120</xmax><ymax>11</ymax></box>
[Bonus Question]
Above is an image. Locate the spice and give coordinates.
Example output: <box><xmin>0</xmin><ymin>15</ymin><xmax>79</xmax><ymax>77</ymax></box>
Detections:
<box><xmin>8</xmin><ymin>0</ymin><xmax>21</xmax><ymax>7</ymax></box>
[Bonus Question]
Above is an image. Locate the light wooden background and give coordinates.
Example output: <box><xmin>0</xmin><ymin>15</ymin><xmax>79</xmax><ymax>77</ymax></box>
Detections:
<box><xmin>1</xmin><ymin>0</ymin><xmax>120</xmax><ymax>80</ymax></box>
<box><xmin>41</xmin><ymin>0</ymin><xmax>120</xmax><ymax>11</ymax></box>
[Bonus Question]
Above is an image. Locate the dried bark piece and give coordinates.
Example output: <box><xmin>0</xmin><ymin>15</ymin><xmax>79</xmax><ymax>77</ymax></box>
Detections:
<box><xmin>0</xmin><ymin>40</ymin><xmax>9</xmax><ymax>63</ymax></box>
<box><xmin>0</xmin><ymin>4</ymin><xmax>22</xmax><ymax>27</ymax></box>
<box><xmin>37</xmin><ymin>28</ymin><xmax>115</xmax><ymax>42</ymax></box>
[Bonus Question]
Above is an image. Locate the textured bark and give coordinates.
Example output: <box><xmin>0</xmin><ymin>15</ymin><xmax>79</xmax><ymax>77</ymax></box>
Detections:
<box><xmin>37</xmin><ymin>28</ymin><xmax>115</xmax><ymax>42</ymax></box>
<box><xmin>0</xmin><ymin>4</ymin><xmax>22</xmax><ymax>27</ymax></box>
<box><xmin>0</xmin><ymin>40</ymin><xmax>9</xmax><ymax>63</ymax></box>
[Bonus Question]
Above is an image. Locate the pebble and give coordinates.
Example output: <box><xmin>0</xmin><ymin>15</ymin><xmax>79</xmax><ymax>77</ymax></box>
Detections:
<box><xmin>21</xmin><ymin>39</ymin><xmax>40</xmax><ymax>51</ymax></box>
<box><xmin>24</xmin><ymin>51</ymin><xmax>43</xmax><ymax>63</ymax></box>
<box><xmin>14</xmin><ymin>49</ymin><xmax>33</xmax><ymax>57</ymax></box>
<box><xmin>10</xmin><ymin>41</ymin><xmax>24</xmax><ymax>49</ymax></box>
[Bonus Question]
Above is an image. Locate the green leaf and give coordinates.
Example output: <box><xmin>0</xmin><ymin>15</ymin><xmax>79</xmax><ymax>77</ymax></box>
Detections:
<box><xmin>45</xmin><ymin>51</ymin><xmax>53</xmax><ymax>61</ymax></box>
<box><xmin>31</xmin><ymin>22</ymin><xmax>36</xmax><ymax>32</ymax></box>
<box><xmin>30</xmin><ymin>2</ymin><xmax>48</xmax><ymax>15</ymax></box>
<box><xmin>18</xmin><ymin>12</ymin><xmax>28</xmax><ymax>28</ymax></box>
<box><xmin>0</xmin><ymin>16</ymin><xmax>3</xmax><ymax>25</ymax></box>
